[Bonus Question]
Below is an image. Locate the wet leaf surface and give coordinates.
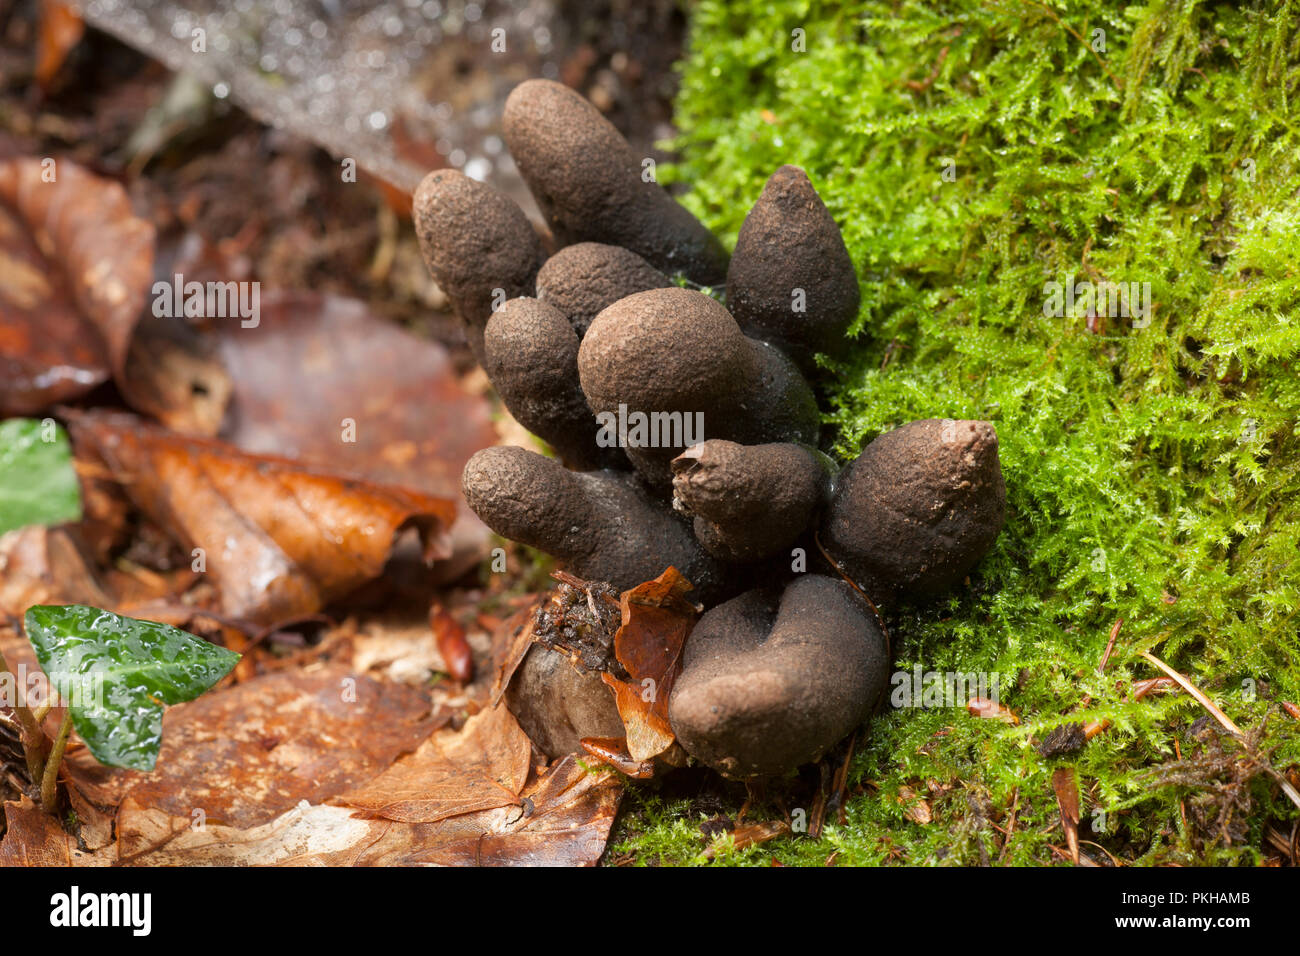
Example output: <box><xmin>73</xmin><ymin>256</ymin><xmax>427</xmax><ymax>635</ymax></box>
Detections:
<box><xmin>25</xmin><ymin>604</ymin><xmax>240</xmax><ymax>770</ymax></box>
<box><xmin>214</xmin><ymin>292</ymin><xmax>493</xmax><ymax>499</ymax></box>
<box><xmin>213</xmin><ymin>292</ymin><xmax>496</xmax><ymax>581</ymax></box>
<box><xmin>67</xmin><ymin>409</ymin><xmax>457</xmax><ymax>624</ymax></box>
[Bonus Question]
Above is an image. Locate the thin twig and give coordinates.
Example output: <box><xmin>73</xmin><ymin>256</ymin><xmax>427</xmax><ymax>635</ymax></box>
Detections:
<box><xmin>1098</xmin><ymin>618</ymin><xmax>1122</xmax><ymax>673</ymax></box>
<box><xmin>1139</xmin><ymin>651</ymin><xmax>1242</xmax><ymax>736</ymax></box>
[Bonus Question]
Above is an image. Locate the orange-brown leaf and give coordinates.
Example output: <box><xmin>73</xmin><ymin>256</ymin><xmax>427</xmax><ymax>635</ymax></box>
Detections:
<box><xmin>67</xmin><ymin>409</ymin><xmax>456</xmax><ymax>624</ymax></box>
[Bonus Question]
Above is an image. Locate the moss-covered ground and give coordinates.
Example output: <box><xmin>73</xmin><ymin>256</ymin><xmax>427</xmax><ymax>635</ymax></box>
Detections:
<box><xmin>607</xmin><ymin>0</ymin><xmax>1300</xmax><ymax>866</ymax></box>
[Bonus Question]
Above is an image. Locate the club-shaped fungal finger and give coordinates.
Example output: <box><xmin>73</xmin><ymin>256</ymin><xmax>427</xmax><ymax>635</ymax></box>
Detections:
<box><xmin>413</xmin><ymin>169</ymin><xmax>546</xmax><ymax>364</ymax></box>
<box><xmin>578</xmin><ymin>288</ymin><xmax>820</xmax><ymax>490</ymax></box>
<box><xmin>821</xmin><ymin>418</ymin><xmax>1007</xmax><ymax>604</ymax></box>
<box><xmin>502</xmin><ymin>79</ymin><xmax>729</xmax><ymax>285</ymax></box>
<box><xmin>726</xmin><ymin>165</ymin><xmax>859</xmax><ymax>368</ymax></box>
<box><xmin>535</xmin><ymin>242</ymin><xmax>672</xmax><ymax>338</ymax></box>
<box><xmin>578</xmin><ymin>287</ymin><xmax>757</xmax><ymax>489</ymax></box>
<box><xmin>668</xmin><ymin>574</ymin><xmax>889</xmax><ymax>778</ymax></box>
<box><xmin>483</xmin><ymin>297</ymin><xmax>617</xmax><ymax>470</ymax></box>
<box><xmin>462</xmin><ymin>445</ymin><xmax>734</xmax><ymax>601</ymax></box>
<box><xmin>726</xmin><ymin>337</ymin><xmax>821</xmax><ymax>448</ymax></box>
<box><xmin>671</xmin><ymin>441</ymin><xmax>834</xmax><ymax>562</ymax></box>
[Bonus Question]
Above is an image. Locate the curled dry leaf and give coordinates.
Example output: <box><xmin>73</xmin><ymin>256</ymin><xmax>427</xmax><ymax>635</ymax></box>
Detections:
<box><xmin>116</xmin><ymin>665</ymin><xmax>439</xmax><ymax>828</ymax></box>
<box><xmin>604</xmin><ymin>567</ymin><xmax>698</xmax><ymax>762</ymax></box>
<box><xmin>337</xmin><ymin>704</ymin><xmax>531</xmax><ymax>824</ymax></box>
<box><xmin>0</xmin><ymin>158</ymin><xmax>228</xmax><ymax>431</ymax></box>
<box><xmin>490</xmin><ymin>605</ymin><xmax>537</xmax><ymax>708</ymax></box>
<box><xmin>67</xmin><ymin>409</ymin><xmax>457</xmax><ymax>624</ymax></box>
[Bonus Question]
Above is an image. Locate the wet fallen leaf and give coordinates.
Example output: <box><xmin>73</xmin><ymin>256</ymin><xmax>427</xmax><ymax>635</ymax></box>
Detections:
<box><xmin>1051</xmin><ymin>766</ymin><xmax>1081</xmax><ymax>865</ymax></box>
<box><xmin>337</xmin><ymin>703</ymin><xmax>530</xmax><ymax>824</ymax></box>
<box><xmin>117</xmin><ymin>665</ymin><xmax>439</xmax><ymax>828</ymax></box>
<box><xmin>0</xmin><ymin>158</ymin><xmax>227</xmax><ymax>431</ymax></box>
<box><xmin>605</xmin><ymin>567</ymin><xmax>698</xmax><ymax>761</ymax></box>
<box><xmin>67</xmin><ymin>409</ymin><xmax>457</xmax><ymax>624</ymax></box>
<box><xmin>213</xmin><ymin>292</ymin><xmax>496</xmax><ymax>580</ymax></box>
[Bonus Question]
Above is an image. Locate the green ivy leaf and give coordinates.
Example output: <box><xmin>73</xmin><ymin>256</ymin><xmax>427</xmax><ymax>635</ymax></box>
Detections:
<box><xmin>0</xmin><ymin>418</ymin><xmax>82</xmax><ymax>535</ymax></box>
<box><xmin>24</xmin><ymin>605</ymin><xmax>240</xmax><ymax>771</ymax></box>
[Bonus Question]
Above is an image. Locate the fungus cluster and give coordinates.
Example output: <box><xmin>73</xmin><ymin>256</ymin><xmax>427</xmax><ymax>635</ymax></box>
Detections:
<box><xmin>416</xmin><ymin>79</ymin><xmax>1008</xmax><ymax>778</ymax></box>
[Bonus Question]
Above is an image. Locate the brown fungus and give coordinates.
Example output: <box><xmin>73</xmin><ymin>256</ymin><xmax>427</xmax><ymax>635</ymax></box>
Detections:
<box><xmin>483</xmin><ymin>297</ymin><xmax>621</xmax><ymax>471</ymax></box>
<box><xmin>503</xmin><ymin>79</ymin><xmax>728</xmax><ymax>285</ymax></box>
<box><xmin>821</xmin><ymin>418</ymin><xmax>1007</xmax><ymax>604</ymax></box>
<box><xmin>413</xmin><ymin>169</ymin><xmax>546</xmax><ymax>364</ymax></box>
<box><xmin>577</xmin><ymin>287</ymin><xmax>819</xmax><ymax>490</ymax></box>
<box><xmin>461</xmin><ymin>444</ymin><xmax>733</xmax><ymax>602</ymax></box>
<box><xmin>726</xmin><ymin>165</ymin><xmax>860</xmax><ymax>367</ymax></box>
<box><xmin>535</xmin><ymin>242</ymin><xmax>672</xmax><ymax>338</ymax></box>
<box><xmin>668</xmin><ymin>574</ymin><xmax>889</xmax><ymax>778</ymax></box>
<box><xmin>671</xmin><ymin>440</ymin><xmax>834</xmax><ymax>562</ymax></box>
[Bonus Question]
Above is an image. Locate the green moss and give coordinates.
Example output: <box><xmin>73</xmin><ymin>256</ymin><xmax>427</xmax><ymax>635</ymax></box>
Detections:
<box><xmin>609</xmin><ymin>0</ymin><xmax>1300</xmax><ymax>866</ymax></box>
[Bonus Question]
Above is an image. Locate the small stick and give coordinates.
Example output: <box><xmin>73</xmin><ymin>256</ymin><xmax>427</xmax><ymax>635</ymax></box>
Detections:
<box><xmin>1098</xmin><ymin>618</ymin><xmax>1122</xmax><ymax>673</ymax></box>
<box><xmin>1139</xmin><ymin>651</ymin><xmax>1241</xmax><ymax>736</ymax></box>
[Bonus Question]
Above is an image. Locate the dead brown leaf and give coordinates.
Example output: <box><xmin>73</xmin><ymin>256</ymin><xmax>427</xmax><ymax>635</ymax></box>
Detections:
<box><xmin>431</xmin><ymin>603</ymin><xmax>473</xmax><ymax>683</ymax></box>
<box><xmin>0</xmin><ymin>795</ymin><xmax>102</xmax><ymax>865</ymax></box>
<box><xmin>337</xmin><ymin>703</ymin><xmax>530</xmax><ymax>824</ymax></box>
<box><xmin>702</xmin><ymin>819</ymin><xmax>791</xmax><ymax>861</ymax></box>
<box><xmin>114</xmin><ymin>754</ymin><xmax>621</xmax><ymax>867</ymax></box>
<box><xmin>67</xmin><ymin>409</ymin><xmax>457</xmax><ymax>624</ymax></box>
<box><xmin>0</xmin><ymin>525</ymin><xmax>111</xmax><ymax>618</ymax></box>
<box><xmin>967</xmin><ymin>696</ymin><xmax>1020</xmax><ymax>724</ymax></box>
<box><xmin>213</xmin><ymin>292</ymin><xmax>496</xmax><ymax>581</ymax></box>
<box><xmin>605</xmin><ymin>567</ymin><xmax>698</xmax><ymax>762</ymax></box>
<box><xmin>897</xmin><ymin>784</ymin><xmax>933</xmax><ymax>825</ymax></box>
<box><xmin>580</xmin><ymin>736</ymin><xmax>655</xmax><ymax>779</ymax></box>
<box><xmin>116</xmin><ymin>665</ymin><xmax>439</xmax><ymax>828</ymax></box>
<box><xmin>0</xmin><ymin>157</ymin><xmax>228</xmax><ymax>431</ymax></box>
